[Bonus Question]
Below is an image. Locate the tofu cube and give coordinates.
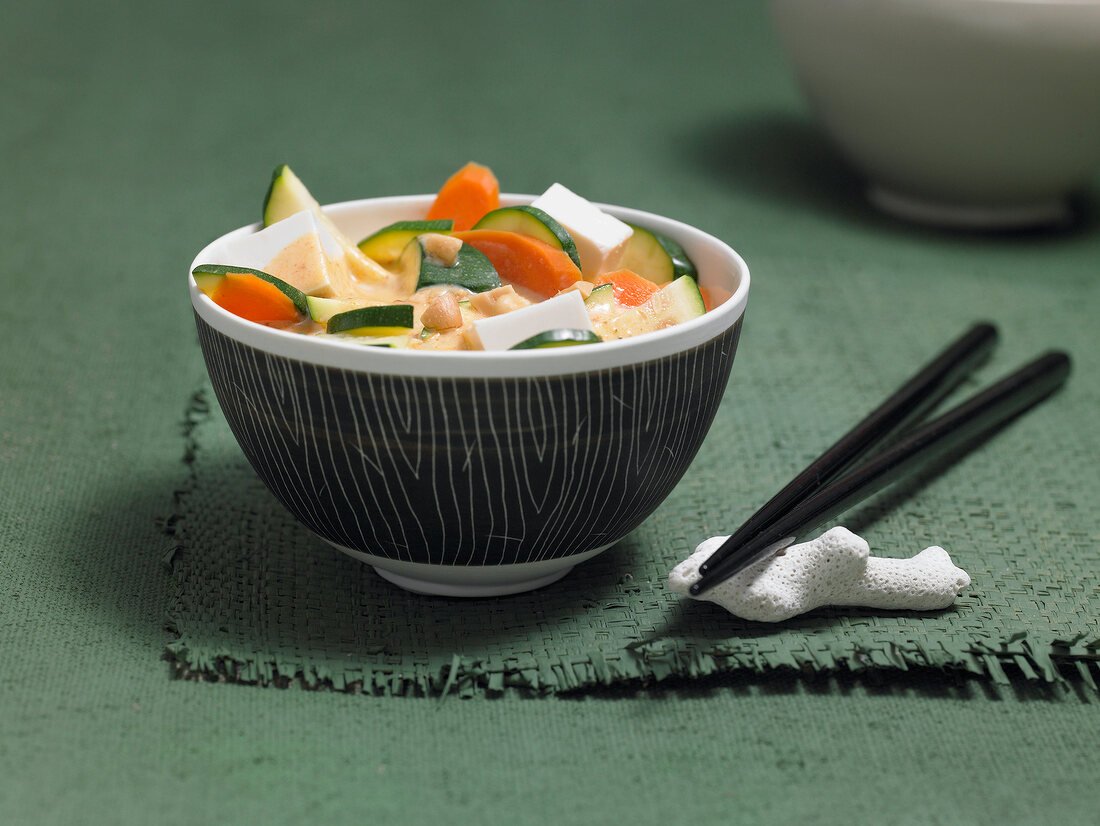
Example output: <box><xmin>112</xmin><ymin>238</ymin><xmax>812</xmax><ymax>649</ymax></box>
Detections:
<box><xmin>530</xmin><ymin>183</ymin><xmax>633</xmax><ymax>277</ymax></box>
<box><xmin>216</xmin><ymin>210</ymin><xmax>347</xmax><ymax>297</ymax></box>
<box><xmin>468</xmin><ymin>290</ymin><xmax>594</xmax><ymax>350</ymax></box>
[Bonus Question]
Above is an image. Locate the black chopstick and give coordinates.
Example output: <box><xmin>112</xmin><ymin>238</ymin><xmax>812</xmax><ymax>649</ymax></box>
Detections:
<box><xmin>690</xmin><ymin>350</ymin><xmax>1071</xmax><ymax>596</ymax></box>
<box><xmin>696</xmin><ymin>322</ymin><xmax>999</xmax><ymax>577</ymax></box>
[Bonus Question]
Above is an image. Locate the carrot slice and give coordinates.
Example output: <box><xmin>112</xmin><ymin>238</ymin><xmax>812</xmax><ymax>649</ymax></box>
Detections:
<box><xmin>698</xmin><ymin>285</ymin><xmax>714</xmax><ymax>312</ymax></box>
<box><xmin>426</xmin><ymin>162</ymin><xmax>500</xmax><ymax>231</ymax></box>
<box><xmin>210</xmin><ymin>272</ymin><xmax>301</xmax><ymax>324</ymax></box>
<box><xmin>454</xmin><ymin>229</ymin><xmax>583</xmax><ymax>298</ymax></box>
<box><xmin>590</xmin><ymin>269</ymin><xmax>660</xmax><ymax>307</ymax></box>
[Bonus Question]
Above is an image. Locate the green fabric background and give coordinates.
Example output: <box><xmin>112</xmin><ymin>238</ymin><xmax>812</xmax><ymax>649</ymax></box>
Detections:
<box><xmin>2</xmin><ymin>1</ymin><xmax>1098</xmax><ymax>823</ymax></box>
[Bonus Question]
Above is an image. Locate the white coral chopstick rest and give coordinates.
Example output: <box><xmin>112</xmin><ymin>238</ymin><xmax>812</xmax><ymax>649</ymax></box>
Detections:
<box><xmin>668</xmin><ymin>526</ymin><xmax>971</xmax><ymax>622</ymax></box>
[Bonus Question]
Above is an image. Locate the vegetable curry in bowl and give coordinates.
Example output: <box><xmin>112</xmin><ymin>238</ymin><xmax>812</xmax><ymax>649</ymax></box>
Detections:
<box><xmin>193</xmin><ymin>162</ymin><xmax>712</xmax><ymax>354</ymax></box>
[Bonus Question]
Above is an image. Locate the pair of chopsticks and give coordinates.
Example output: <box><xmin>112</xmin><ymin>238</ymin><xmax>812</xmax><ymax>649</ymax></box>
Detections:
<box><xmin>690</xmin><ymin>323</ymin><xmax>1071</xmax><ymax>596</ymax></box>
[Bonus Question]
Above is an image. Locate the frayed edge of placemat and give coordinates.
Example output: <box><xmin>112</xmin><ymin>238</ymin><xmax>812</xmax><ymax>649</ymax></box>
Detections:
<box><xmin>158</xmin><ymin>386</ymin><xmax>210</xmax><ymax>572</ymax></box>
<box><xmin>160</xmin><ymin>385</ymin><xmax>1099</xmax><ymax>699</ymax></box>
<box><xmin>160</xmin><ymin>628</ymin><xmax>1100</xmax><ymax>699</ymax></box>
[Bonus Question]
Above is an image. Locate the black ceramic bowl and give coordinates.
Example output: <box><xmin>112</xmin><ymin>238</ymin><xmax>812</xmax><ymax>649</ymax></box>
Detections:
<box><xmin>190</xmin><ymin>194</ymin><xmax>750</xmax><ymax>596</ymax></box>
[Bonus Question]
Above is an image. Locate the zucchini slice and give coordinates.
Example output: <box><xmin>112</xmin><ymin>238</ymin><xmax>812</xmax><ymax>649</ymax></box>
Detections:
<box><xmin>648</xmin><ymin>274</ymin><xmax>706</xmax><ymax>320</ymax></box>
<box><xmin>583</xmin><ymin>282</ymin><xmax>616</xmax><ymax>310</ymax></box>
<box><xmin>192</xmin><ymin>263</ymin><xmax>309</xmax><ymax>315</ymax></box>
<box><xmin>262</xmin><ymin>164</ymin><xmax>390</xmax><ymax>282</ymax></box>
<box><xmin>345</xmin><ymin>337</ymin><xmax>409</xmax><ymax>348</ymax></box>
<box><xmin>596</xmin><ymin>275</ymin><xmax>706</xmax><ymax>341</ymax></box>
<box><xmin>618</xmin><ymin>224</ymin><xmax>697</xmax><ymax>285</ymax></box>
<box><xmin>357</xmin><ymin>220</ymin><xmax>454</xmax><ymax>267</ymax></box>
<box><xmin>509</xmin><ymin>328</ymin><xmax>603</xmax><ymax>349</ymax></box>
<box><xmin>396</xmin><ymin>235</ymin><xmax>501</xmax><ymax>294</ymax></box>
<box><xmin>305</xmin><ymin>295</ymin><xmax>362</xmax><ymax>324</ymax></box>
<box><xmin>326</xmin><ymin>304</ymin><xmax>415</xmax><ymax>335</ymax></box>
<box><xmin>262</xmin><ymin>164</ymin><xmax>312</xmax><ymax>227</ymax></box>
<box><xmin>473</xmin><ymin>206</ymin><xmax>582</xmax><ymax>270</ymax></box>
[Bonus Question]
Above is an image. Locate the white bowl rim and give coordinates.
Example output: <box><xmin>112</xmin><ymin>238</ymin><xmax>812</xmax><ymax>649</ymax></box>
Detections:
<box><xmin>189</xmin><ymin>193</ymin><xmax>750</xmax><ymax>379</ymax></box>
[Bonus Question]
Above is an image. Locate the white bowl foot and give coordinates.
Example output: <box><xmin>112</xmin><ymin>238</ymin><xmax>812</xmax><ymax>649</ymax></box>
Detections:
<box><xmin>868</xmin><ymin>185</ymin><xmax>1070</xmax><ymax>230</ymax></box>
<box><xmin>323</xmin><ymin>539</ymin><xmax>613</xmax><ymax>597</ymax></box>
<box><xmin>372</xmin><ymin>565</ymin><xmax>573</xmax><ymax>597</ymax></box>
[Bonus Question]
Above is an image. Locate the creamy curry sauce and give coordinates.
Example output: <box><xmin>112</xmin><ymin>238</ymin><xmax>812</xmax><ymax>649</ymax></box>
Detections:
<box><xmin>261</xmin><ymin>231</ymin><xmax>569</xmax><ymax>350</ymax></box>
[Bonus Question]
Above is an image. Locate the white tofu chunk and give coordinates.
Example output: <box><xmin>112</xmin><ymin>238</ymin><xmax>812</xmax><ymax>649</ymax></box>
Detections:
<box><xmin>468</xmin><ymin>290</ymin><xmax>595</xmax><ymax>351</ymax></box>
<box><xmin>215</xmin><ymin>210</ymin><xmax>348</xmax><ymax>297</ymax></box>
<box><xmin>530</xmin><ymin>183</ymin><xmax>633</xmax><ymax>277</ymax></box>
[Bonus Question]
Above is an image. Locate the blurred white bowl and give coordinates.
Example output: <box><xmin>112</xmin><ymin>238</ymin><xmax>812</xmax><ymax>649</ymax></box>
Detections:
<box><xmin>770</xmin><ymin>0</ymin><xmax>1100</xmax><ymax>228</ymax></box>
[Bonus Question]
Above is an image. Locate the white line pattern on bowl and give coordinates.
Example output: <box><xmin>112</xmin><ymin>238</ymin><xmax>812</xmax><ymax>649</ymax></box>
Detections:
<box><xmin>196</xmin><ymin>316</ymin><xmax>742</xmax><ymax>568</ymax></box>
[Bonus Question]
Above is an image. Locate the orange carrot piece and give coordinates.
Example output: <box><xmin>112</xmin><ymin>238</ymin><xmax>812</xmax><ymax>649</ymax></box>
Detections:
<box><xmin>454</xmin><ymin>229</ymin><xmax>583</xmax><ymax>298</ymax></box>
<box><xmin>426</xmin><ymin>162</ymin><xmax>500</xmax><ymax>231</ymax></box>
<box><xmin>211</xmin><ymin>272</ymin><xmax>301</xmax><ymax>324</ymax></box>
<box><xmin>590</xmin><ymin>269</ymin><xmax>660</xmax><ymax>307</ymax></box>
<box><xmin>698</xmin><ymin>285</ymin><xmax>714</xmax><ymax>312</ymax></box>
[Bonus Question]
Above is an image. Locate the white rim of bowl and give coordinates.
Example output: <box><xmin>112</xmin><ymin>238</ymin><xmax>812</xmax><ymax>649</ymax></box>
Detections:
<box><xmin>189</xmin><ymin>194</ymin><xmax>750</xmax><ymax>379</ymax></box>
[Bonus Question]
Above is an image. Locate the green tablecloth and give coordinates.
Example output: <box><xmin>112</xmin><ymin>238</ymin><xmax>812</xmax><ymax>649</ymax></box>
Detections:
<box><xmin>3</xmin><ymin>1</ymin><xmax>1098</xmax><ymax>823</ymax></box>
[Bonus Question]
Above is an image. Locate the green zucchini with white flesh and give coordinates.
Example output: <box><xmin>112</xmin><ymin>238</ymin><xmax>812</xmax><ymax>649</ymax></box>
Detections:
<box><xmin>618</xmin><ymin>224</ymin><xmax>697</xmax><ymax>284</ymax></box>
<box><xmin>583</xmin><ymin>283</ymin><xmax>615</xmax><ymax>311</ymax></box>
<box><xmin>326</xmin><ymin>304</ymin><xmax>415</xmax><ymax>335</ymax></box>
<box><xmin>305</xmin><ymin>295</ymin><xmax>361</xmax><ymax>324</ymax></box>
<box><xmin>510</xmin><ymin>329</ymin><xmax>602</xmax><ymax>349</ymax></box>
<box><xmin>262</xmin><ymin>164</ymin><xmax>314</xmax><ymax>226</ymax></box>
<box><xmin>396</xmin><ymin>233</ymin><xmax>501</xmax><ymax>293</ymax></box>
<box><xmin>357</xmin><ymin>220</ymin><xmax>453</xmax><ymax>266</ymax></box>
<box><xmin>192</xmin><ymin>264</ymin><xmax>309</xmax><ymax>315</ymax></box>
<box><xmin>262</xmin><ymin>164</ymin><xmax>390</xmax><ymax>281</ymax></box>
<box><xmin>331</xmin><ymin>334</ymin><xmax>410</xmax><ymax>348</ymax></box>
<box><xmin>473</xmin><ymin>206</ymin><xmax>582</xmax><ymax>270</ymax></box>
<box><xmin>596</xmin><ymin>275</ymin><xmax>705</xmax><ymax>341</ymax></box>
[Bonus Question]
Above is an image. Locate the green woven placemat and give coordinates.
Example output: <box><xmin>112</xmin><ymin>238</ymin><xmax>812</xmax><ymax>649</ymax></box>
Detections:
<box><xmin>165</xmin><ymin>311</ymin><xmax>1100</xmax><ymax>696</ymax></box>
